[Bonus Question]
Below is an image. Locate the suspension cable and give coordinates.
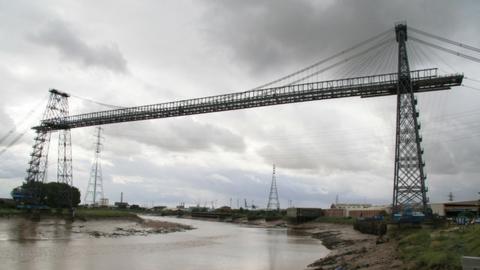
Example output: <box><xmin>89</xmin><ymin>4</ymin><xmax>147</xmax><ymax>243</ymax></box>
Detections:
<box><xmin>410</xmin><ymin>36</ymin><xmax>480</xmax><ymax>64</ymax></box>
<box><xmin>410</xmin><ymin>27</ymin><xmax>480</xmax><ymax>54</ymax></box>
<box><xmin>287</xmin><ymin>38</ymin><xmax>395</xmax><ymax>85</ymax></box>
<box><xmin>0</xmin><ymin>95</ymin><xmax>48</xmax><ymax>145</ymax></box>
<box><xmin>70</xmin><ymin>93</ymin><xmax>126</xmax><ymax>109</ymax></box>
<box><xmin>252</xmin><ymin>28</ymin><xmax>393</xmax><ymax>90</ymax></box>
<box><xmin>0</xmin><ymin>130</ymin><xmax>29</xmax><ymax>156</ymax></box>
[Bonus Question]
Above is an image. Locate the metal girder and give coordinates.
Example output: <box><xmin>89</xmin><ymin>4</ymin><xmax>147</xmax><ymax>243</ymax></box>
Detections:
<box><xmin>36</xmin><ymin>69</ymin><xmax>462</xmax><ymax>132</ymax></box>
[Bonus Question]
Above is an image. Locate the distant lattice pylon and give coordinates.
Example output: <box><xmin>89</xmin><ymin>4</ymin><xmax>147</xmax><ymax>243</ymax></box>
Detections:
<box><xmin>84</xmin><ymin>127</ymin><xmax>104</xmax><ymax>205</ymax></box>
<box><xmin>266</xmin><ymin>164</ymin><xmax>280</xmax><ymax>211</ymax></box>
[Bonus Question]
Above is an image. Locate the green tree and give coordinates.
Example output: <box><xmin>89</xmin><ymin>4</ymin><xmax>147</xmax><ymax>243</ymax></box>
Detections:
<box><xmin>12</xmin><ymin>182</ymin><xmax>81</xmax><ymax>208</ymax></box>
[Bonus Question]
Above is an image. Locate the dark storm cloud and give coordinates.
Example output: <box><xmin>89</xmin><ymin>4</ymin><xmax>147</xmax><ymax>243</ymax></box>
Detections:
<box><xmin>201</xmin><ymin>0</ymin><xmax>463</xmax><ymax>75</ymax></box>
<box><xmin>30</xmin><ymin>20</ymin><xmax>128</xmax><ymax>73</ymax></box>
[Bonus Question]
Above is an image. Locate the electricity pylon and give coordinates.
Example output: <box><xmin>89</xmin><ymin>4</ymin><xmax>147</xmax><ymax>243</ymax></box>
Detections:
<box><xmin>84</xmin><ymin>127</ymin><xmax>105</xmax><ymax>205</ymax></box>
<box><xmin>266</xmin><ymin>164</ymin><xmax>280</xmax><ymax>211</ymax></box>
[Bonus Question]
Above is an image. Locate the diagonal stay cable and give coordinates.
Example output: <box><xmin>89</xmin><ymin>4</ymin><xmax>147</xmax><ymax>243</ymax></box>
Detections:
<box><xmin>410</xmin><ymin>36</ymin><xmax>480</xmax><ymax>64</ymax></box>
<box><xmin>70</xmin><ymin>93</ymin><xmax>126</xmax><ymax>109</ymax></box>
<box><xmin>251</xmin><ymin>28</ymin><xmax>393</xmax><ymax>90</ymax></box>
<box><xmin>410</xmin><ymin>26</ymin><xmax>480</xmax><ymax>54</ymax></box>
<box><xmin>0</xmin><ymin>94</ymin><xmax>48</xmax><ymax>145</ymax></box>
<box><xmin>287</xmin><ymin>38</ymin><xmax>395</xmax><ymax>85</ymax></box>
<box><xmin>0</xmin><ymin>130</ymin><xmax>29</xmax><ymax>156</ymax></box>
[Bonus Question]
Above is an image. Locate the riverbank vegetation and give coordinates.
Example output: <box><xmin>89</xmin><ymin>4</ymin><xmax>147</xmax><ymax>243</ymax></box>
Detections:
<box><xmin>11</xmin><ymin>181</ymin><xmax>81</xmax><ymax>208</ymax></box>
<box><xmin>391</xmin><ymin>225</ymin><xmax>480</xmax><ymax>269</ymax></box>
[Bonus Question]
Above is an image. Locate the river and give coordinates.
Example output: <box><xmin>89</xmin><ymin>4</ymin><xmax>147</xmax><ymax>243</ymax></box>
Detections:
<box><xmin>0</xmin><ymin>216</ymin><xmax>329</xmax><ymax>270</ymax></box>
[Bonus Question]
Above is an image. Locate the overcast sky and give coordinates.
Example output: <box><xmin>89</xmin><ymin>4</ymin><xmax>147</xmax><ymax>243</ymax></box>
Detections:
<box><xmin>1</xmin><ymin>0</ymin><xmax>479</xmax><ymax>208</ymax></box>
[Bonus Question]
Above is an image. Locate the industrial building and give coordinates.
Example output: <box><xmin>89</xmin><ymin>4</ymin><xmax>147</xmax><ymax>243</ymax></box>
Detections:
<box><xmin>287</xmin><ymin>207</ymin><xmax>323</xmax><ymax>222</ymax></box>
<box><xmin>429</xmin><ymin>200</ymin><xmax>479</xmax><ymax>217</ymax></box>
<box><xmin>328</xmin><ymin>203</ymin><xmax>389</xmax><ymax>217</ymax></box>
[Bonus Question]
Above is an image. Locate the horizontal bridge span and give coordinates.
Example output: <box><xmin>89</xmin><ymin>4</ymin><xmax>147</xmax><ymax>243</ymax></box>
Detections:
<box><xmin>38</xmin><ymin>68</ymin><xmax>463</xmax><ymax>131</ymax></box>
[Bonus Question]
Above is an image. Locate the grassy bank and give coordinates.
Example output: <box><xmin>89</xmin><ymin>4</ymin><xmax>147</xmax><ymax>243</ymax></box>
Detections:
<box><xmin>391</xmin><ymin>225</ymin><xmax>480</xmax><ymax>269</ymax></box>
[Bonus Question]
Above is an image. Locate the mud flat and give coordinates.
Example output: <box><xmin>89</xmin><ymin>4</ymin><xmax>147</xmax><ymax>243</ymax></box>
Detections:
<box><xmin>290</xmin><ymin>222</ymin><xmax>403</xmax><ymax>270</ymax></box>
<box><xmin>85</xmin><ymin>218</ymin><xmax>194</xmax><ymax>238</ymax></box>
<box><xmin>0</xmin><ymin>216</ymin><xmax>193</xmax><ymax>240</ymax></box>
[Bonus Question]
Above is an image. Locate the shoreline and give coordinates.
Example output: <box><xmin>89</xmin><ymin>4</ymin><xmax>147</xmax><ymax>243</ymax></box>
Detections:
<box><xmin>290</xmin><ymin>222</ymin><xmax>402</xmax><ymax>270</ymax></box>
<box><xmin>175</xmin><ymin>215</ymin><xmax>288</xmax><ymax>228</ymax></box>
<box><xmin>164</xmin><ymin>215</ymin><xmax>401</xmax><ymax>268</ymax></box>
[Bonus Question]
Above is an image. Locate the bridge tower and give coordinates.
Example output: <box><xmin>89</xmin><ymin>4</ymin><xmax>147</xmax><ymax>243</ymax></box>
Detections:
<box><xmin>26</xmin><ymin>89</ymin><xmax>72</xmax><ymax>185</ymax></box>
<box><xmin>266</xmin><ymin>164</ymin><xmax>280</xmax><ymax>211</ymax></box>
<box><xmin>84</xmin><ymin>127</ymin><xmax>105</xmax><ymax>205</ymax></box>
<box><xmin>392</xmin><ymin>23</ymin><xmax>428</xmax><ymax>213</ymax></box>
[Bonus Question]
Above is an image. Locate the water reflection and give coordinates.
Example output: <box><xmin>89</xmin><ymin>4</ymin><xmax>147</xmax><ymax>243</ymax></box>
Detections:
<box><xmin>267</xmin><ymin>229</ymin><xmax>280</xmax><ymax>270</ymax></box>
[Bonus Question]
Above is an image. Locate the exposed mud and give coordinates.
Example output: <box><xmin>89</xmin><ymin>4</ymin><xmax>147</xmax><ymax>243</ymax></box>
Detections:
<box><xmin>291</xmin><ymin>222</ymin><xmax>403</xmax><ymax>270</ymax></box>
<box><xmin>84</xmin><ymin>218</ymin><xmax>194</xmax><ymax>238</ymax></box>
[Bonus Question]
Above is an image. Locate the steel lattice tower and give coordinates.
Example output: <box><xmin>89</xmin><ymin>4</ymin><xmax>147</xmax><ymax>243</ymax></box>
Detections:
<box><xmin>84</xmin><ymin>127</ymin><xmax>105</xmax><ymax>205</ymax></box>
<box><xmin>266</xmin><ymin>164</ymin><xmax>280</xmax><ymax>211</ymax></box>
<box><xmin>26</xmin><ymin>89</ymin><xmax>72</xmax><ymax>184</ymax></box>
<box><xmin>392</xmin><ymin>23</ymin><xmax>428</xmax><ymax>213</ymax></box>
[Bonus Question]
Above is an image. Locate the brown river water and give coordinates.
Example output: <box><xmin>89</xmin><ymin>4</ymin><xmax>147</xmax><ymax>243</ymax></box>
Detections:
<box><xmin>0</xmin><ymin>216</ymin><xmax>329</xmax><ymax>270</ymax></box>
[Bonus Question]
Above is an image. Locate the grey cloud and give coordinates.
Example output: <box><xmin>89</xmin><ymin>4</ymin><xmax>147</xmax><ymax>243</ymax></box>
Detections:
<box><xmin>0</xmin><ymin>107</ymin><xmax>15</xmax><ymax>147</ymax></box>
<box><xmin>104</xmin><ymin>118</ymin><xmax>246</xmax><ymax>153</ymax></box>
<box><xmin>30</xmin><ymin>20</ymin><xmax>128</xmax><ymax>73</ymax></box>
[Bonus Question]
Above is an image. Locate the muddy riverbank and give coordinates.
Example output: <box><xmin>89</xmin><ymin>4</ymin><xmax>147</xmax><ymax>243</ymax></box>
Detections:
<box><xmin>176</xmin><ymin>215</ymin><xmax>403</xmax><ymax>269</ymax></box>
<box><xmin>290</xmin><ymin>222</ymin><xmax>403</xmax><ymax>270</ymax></box>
